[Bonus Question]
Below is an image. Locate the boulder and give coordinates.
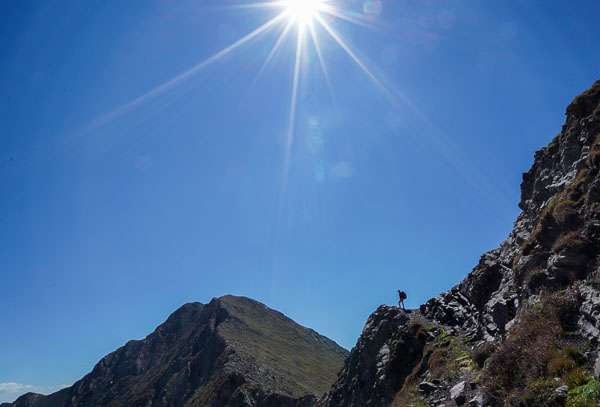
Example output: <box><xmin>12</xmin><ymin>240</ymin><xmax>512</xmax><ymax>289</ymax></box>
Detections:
<box><xmin>450</xmin><ymin>381</ymin><xmax>466</xmax><ymax>405</ymax></box>
<box><xmin>418</xmin><ymin>381</ymin><xmax>438</xmax><ymax>395</ymax></box>
<box><xmin>468</xmin><ymin>393</ymin><xmax>490</xmax><ymax>407</ymax></box>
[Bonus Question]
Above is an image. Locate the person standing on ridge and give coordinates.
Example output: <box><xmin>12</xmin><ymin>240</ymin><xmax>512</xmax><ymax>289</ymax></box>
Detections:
<box><xmin>398</xmin><ymin>290</ymin><xmax>407</xmax><ymax>311</ymax></box>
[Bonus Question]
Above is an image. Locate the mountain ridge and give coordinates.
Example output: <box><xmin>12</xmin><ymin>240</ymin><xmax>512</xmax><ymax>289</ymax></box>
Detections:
<box><xmin>3</xmin><ymin>295</ymin><xmax>347</xmax><ymax>407</ymax></box>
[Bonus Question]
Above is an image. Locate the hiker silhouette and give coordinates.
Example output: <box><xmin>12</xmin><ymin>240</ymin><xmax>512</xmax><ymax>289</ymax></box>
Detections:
<box><xmin>397</xmin><ymin>290</ymin><xmax>407</xmax><ymax>310</ymax></box>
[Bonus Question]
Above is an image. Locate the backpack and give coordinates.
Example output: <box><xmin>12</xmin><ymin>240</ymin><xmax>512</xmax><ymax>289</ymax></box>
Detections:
<box><xmin>399</xmin><ymin>291</ymin><xmax>407</xmax><ymax>300</ymax></box>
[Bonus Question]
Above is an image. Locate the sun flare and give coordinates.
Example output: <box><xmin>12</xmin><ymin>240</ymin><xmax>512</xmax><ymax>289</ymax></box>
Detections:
<box><xmin>284</xmin><ymin>0</ymin><xmax>324</xmax><ymax>24</ymax></box>
<box><xmin>98</xmin><ymin>0</ymin><xmax>388</xmax><ymax>173</ymax></box>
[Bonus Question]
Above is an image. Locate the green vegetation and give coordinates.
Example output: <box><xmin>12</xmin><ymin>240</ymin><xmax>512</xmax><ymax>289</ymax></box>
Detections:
<box><xmin>218</xmin><ymin>295</ymin><xmax>347</xmax><ymax>397</ymax></box>
<box><xmin>427</xmin><ymin>329</ymin><xmax>474</xmax><ymax>381</ymax></box>
<box><xmin>567</xmin><ymin>379</ymin><xmax>600</xmax><ymax>407</ymax></box>
<box><xmin>520</xmin><ymin>378</ymin><xmax>563</xmax><ymax>406</ymax></box>
<box><xmin>482</xmin><ymin>292</ymin><xmax>585</xmax><ymax>405</ymax></box>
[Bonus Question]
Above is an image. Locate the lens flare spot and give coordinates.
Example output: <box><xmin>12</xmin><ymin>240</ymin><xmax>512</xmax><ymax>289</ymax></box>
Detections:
<box><xmin>363</xmin><ymin>0</ymin><xmax>383</xmax><ymax>16</ymax></box>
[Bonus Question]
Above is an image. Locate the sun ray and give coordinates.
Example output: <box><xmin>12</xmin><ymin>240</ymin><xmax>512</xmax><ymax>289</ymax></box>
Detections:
<box><xmin>90</xmin><ymin>11</ymin><xmax>288</xmax><ymax>130</ymax></box>
<box><xmin>307</xmin><ymin>21</ymin><xmax>335</xmax><ymax>103</ymax></box>
<box><xmin>221</xmin><ymin>1</ymin><xmax>286</xmax><ymax>10</ymax></box>
<box><xmin>315</xmin><ymin>14</ymin><xmax>393</xmax><ymax>101</ymax></box>
<box><xmin>248</xmin><ymin>19</ymin><xmax>295</xmax><ymax>92</ymax></box>
<box><xmin>319</xmin><ymin>4</ymin><xmax>382</xmax><ymax>32</ymax></box>
<box><xmin>215</xmin><ymin>0</ymin><xmax>286</xmax><ymax>10</ymax></box>
<box><xmin>281</xmin><ymin>25</ymin><xmax>304</xmax><ymax>194</ymax></box>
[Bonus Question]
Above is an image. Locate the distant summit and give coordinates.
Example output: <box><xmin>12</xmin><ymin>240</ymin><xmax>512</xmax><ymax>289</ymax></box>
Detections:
<box><xmin>3</xmin><ymin>295</ymin><xmax>347</xmax><ymax>407</ymax></box>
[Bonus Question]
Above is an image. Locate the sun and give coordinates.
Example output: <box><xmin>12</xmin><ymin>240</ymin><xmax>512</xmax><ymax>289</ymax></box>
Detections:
<box><xmin>98</xmin><ymin>0</ymin><xmax>390</xmax><ymax>158</ymax></box>
<box><xmin>284</xmin><ymin>0</ymin><xmax>324</xmax><ymax>24</ymax></box>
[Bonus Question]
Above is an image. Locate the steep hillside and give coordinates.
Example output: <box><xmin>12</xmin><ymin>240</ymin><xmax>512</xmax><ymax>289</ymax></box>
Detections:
<box><xmin>319</xmin><ymin>79</ymin><xmax>600</xmax><ymax>407</ymax></box>
<box><xmin>3</xmin><ymin>296</ymin><xmax>347</xmax><ymax>407</ymax></box>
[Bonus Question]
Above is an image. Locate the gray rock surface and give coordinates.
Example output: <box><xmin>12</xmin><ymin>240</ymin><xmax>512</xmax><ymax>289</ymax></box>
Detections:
<box><xmin>468</xmin><ymin>393</ymin><xmax>490</xmax><ymax>407</ymax></box>
<box><xmin>450</xmin><ymin>381</ymin><xmax>466</xmax><ymax>405</ymax></box>
<box><xmin>318</xmin><ymin>307</ymin><xmax>427</xmax><ymax>407</ymax></box>
<box><xmin>418</xmin><ymin>381</ymin><xmax>438</xmax><ymax>395</ymax></box>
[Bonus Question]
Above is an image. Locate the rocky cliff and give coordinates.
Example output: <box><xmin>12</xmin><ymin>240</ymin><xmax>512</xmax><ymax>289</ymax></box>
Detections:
<box><xmin>2</xmin><ymin>295</ymin><xmax>347</xmax><ymax>407</ymax></box>
<box><xmin>318</xmin><ymin>79</ymin><xmax>600</xmax><ymax>407</ymax></box>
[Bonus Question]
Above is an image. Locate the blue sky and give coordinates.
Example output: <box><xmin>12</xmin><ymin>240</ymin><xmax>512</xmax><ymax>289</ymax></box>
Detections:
<box><xmin>1</xmin><ymin>0</ymin><xmax>599</xmax><ymax>402</ymax></box>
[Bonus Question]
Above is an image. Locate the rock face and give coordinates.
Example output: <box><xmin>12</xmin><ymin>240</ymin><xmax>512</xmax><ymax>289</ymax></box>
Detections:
<box><xmin>417</xmin><ymin>81</ymin><xmax>600</xmax><ymax>344</ymax></box>
<box><xmin>316</xmin><ymin>79</ymin><xmax>600</xmax><ymax>406</ymax></box>
<box><xmin>5</xmin><ymin>295</ymin><xmax>347</xmax><ymax>407</ymax></box>
<box><xmin>319</xmin><ymin>307</ymin><xmax>428</xmax><ymax>406</ymax></box>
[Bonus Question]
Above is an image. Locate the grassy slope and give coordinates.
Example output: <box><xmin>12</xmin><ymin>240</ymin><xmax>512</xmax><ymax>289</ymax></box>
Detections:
<box><xmin>217</xmin><ymin>295</ymin><xmax>348</xmax><ymax>398</ymax></box>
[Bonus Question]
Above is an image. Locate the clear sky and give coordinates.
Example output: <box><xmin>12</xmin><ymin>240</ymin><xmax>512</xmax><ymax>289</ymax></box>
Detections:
<box><xmin>1</xmin><ymin>0</ymin><xmax>599</xmax><ymax>402</ymax></box>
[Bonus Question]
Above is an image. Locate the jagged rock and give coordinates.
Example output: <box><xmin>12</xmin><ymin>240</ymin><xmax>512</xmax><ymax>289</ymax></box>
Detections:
<box><xmin>417</xmin><ymin>80</ymin><xmax>600</xmax><ymax>346</ymax></box>
<box><xmin>588</xmin><ymin>178</ymin><xmax>600</xmax><ymax>203</ymax></box>
<box><xmin>419</xmin><ymin>381</ymin><xmax>438</xmax><ymax>395</ymax></box>
<box><xmin>450</xmin><ymin>381</ymin><xmax>466</xmax><ymax>405</ymax></box>
<box><xmin>468</xmin><ymin>393</ymin><xmax>490</xmax><ymax>407</ymax></box>
<box><xmin>319</xmin><ymin>307</ymin><xmax>427</xmax><ymax>407</ymax></box>
<box><xmin>547</xmin><ymin>251</ymin><xmax>589</xmax><ymax>281</ymax></box>
<box><xmin>592</xmin><ymin>350</ymin><xmax>600</xmax><ymax>378</ymax></box>
<box><xmin>578</xmin><ymin>283</ymin><xmax>600</xmax><ymax>345</ymax></box>
<box><xmin>432</xmin><ymin>398</ymin><xmax>447</xmax><ymax>407</ymax></box>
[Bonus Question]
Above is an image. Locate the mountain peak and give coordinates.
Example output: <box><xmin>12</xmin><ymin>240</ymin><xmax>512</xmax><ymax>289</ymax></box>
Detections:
<box><xmin>5</xmin><ymin>295</ymin><xmax>347</xmax><ymax>407</ymax></box>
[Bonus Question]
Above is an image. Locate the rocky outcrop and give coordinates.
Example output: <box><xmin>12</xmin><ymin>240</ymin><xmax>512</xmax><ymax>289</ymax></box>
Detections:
<box><xmin>317</xmin><ymin>79</ymin><xmax>600</xmax><ymax>406</ymax></box>
<box><xmin>319</xmin><ymin>307</ymin><xmax>427</xmax><ymax>406</ymax></box>
<box><xmin>6</xmin><ymin>296</ymin><xmax>347</xmax><ymax>407</ymax></box>
<box><xmin>420</xmin><ymin>80</ymin><xmax>600</xmax><ymax>343</ymax></box>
